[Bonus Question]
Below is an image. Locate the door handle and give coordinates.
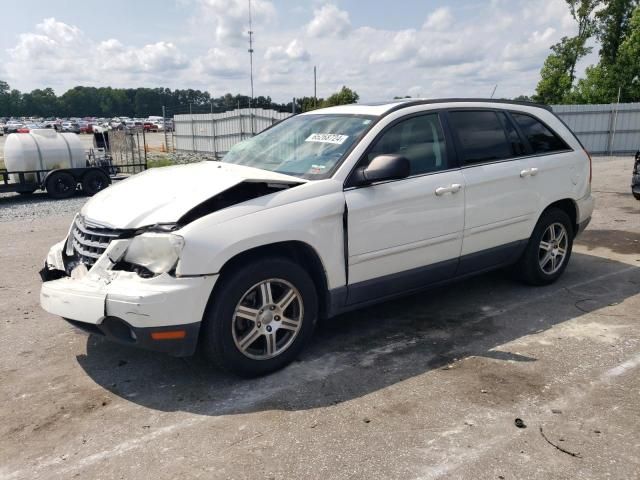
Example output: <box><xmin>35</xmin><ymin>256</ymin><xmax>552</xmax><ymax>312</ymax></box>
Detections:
<box><xmin>520</xmin><ymin>167</ymin><xmax>539</xmax><ymax>178</ymax></box>
<box><xmin>435</xmin><ymin>184</ymin><xmax>462</xmax><ymax>196</ymax></box>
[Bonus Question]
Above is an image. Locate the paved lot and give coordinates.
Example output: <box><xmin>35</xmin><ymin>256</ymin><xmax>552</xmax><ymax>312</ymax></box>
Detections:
<box><xmin>0</xmin><ymin>157</ymin><xmax>639</xmax><ymax>479</ymax></box>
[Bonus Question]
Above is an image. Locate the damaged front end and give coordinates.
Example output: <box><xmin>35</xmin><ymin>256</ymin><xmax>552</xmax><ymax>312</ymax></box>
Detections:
<box><xmin>39</xmin><ymin>176</ymin><xmax>302</xmax><ymax>356</ymax></box>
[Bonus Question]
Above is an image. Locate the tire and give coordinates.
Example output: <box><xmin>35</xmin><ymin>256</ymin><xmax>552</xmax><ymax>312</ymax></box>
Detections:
<box><xmin>633</xmin><ymin>192</ymin><xmax>640</xmax><ymax>201</ymax></box>
<box><xmin>201</xmin><ymin>257</ymin><xmax>318</xmax><ymax>377</ymax></box>
<box><xmin>45</xmin><ymin>171</ymin><xmax>77</xmax><ymax>199</ymax></box>
<box><xmin>82</xmin><ymin>169</ymin><xmax>110</xmax><ymax>196</ymax></box>
<box><xmin>516</xmin><ymin>208</ymin><xmax>574</xmax><ymax>286</ymax></box>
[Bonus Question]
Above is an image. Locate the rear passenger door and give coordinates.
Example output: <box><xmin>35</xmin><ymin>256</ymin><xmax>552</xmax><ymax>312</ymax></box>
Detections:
<box><xmin>510</xmin><ymin>111</ymin><xmax>574</xmax><ymax>215</ymax></box>
<box><xmin>446</xmin><ymin>109</ymin><xmax>537</xmax><ymax>274</ymax></box>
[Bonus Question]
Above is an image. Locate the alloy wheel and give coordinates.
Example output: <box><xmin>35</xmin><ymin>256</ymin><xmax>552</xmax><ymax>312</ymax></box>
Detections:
<box><xmin>538</xmin><ymin>222</ymin><xmax>568</xmax><ymax>275</ymax></box>
<box><xmin>232</xmin><ymin>279</ymin><xmax>303</xmax><ymax>360</ymax></box>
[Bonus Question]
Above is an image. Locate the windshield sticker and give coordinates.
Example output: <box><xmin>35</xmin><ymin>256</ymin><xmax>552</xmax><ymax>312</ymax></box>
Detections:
<box><xmin>309</xmin><ymin>164</ymin><xmax>327</xmax><ymax>175</ymax></box>
<box><xmin>305</xmin><ymin>133</ymin><xmax>349</xmax><ymax>145</ymax></box>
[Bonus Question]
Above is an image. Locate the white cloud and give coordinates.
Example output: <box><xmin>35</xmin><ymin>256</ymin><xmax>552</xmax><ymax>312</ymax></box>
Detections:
<box><xmin>6</xmin><ymin>18</ymin><xmax>189</xmax><ymax>89</ymax></box>
<box><xmin>423</xmin><ymin>7</ymin><xmax>453</xmax><ymax>31</ymax></box>
<box><xmin>265</xmin><ymin>39</ymin><xmax>310</xmax><ymax>62</ymax></box>
<box><xmin>306</xmin><ymin>4</ymin><xmax>351</xmax><ymax>38</ymax></box>
<box><xmin>197</xmin><ymin>0</ymin><xmax>276</xmax><ymax>46</ymax></box>
<box><xmin>369</xmin><ymin>30</ymin><xmax>418</xmax><ymax>64</ymax></box>
<box><xmin>2</xmin><ymin>0</ymin><xmax>592</xmax><ymax>103</ymax></box>
<box><xmin>98</xmin><ymin>40</ymin><xmax>188</xmax><ymax>73</ymax></box>
<box><xmin>196</xmin><ymin>48</ymin><xmax>245</xmax><ymax>78</ymax></box>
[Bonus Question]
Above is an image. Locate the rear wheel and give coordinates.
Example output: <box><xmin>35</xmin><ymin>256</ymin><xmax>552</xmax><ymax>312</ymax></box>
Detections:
<box><xmin>82</xmin><ymin>169</ymin><xmax>110</xmax><ymax>196</ymax></box>
<box><xmin>633</xmin><ymin>192</ymin><xmax>640</xmax><ymax>201</ymax></box>
<box><xmin>201</xmin><ymin>257</ymin><xmax>318</xmax><ymax>377</ymax></box>
<box><xmin>516</xmin><ymin>208</ymin><xmax>574</xmax><ymax>286</ymax></box>
<box><xmin>45</xmin><ymin>171</ymin><xmax>76</xmax><ymax>199</ymax></box>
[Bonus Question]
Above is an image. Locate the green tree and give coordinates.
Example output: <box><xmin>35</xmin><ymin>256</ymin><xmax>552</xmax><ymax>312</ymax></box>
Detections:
<box><xmin>596</xmin><ymin>0</ymin><xmax>639</xmax><ymax>65</ymax></box>
<box><xmin>321</xmin><ymin>86</ymin><xmax>359</xmax><ymax>107</ymax></box>
<box><xmin>613</xmin><ymin>5</ymin><xmax>640</xmax><ymax>100</ymax></box>
<box><xmin>535</xmin><ymin>44</ymin><xmax>575</xmax><ymax>103</ymax></box>
<box><xmin>535</xmin><ymin>0</ymin><xmax>601</xmax><ymax>103</ymax></box>
<box><xmin>574</xmin><ymin>3</ymin><xmax>640</xmax><ymax>102</ymax></box>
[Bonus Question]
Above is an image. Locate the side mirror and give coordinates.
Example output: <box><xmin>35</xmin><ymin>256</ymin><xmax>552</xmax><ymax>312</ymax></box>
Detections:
<box><xmin>359</xmin><ymin>154</ymin><xmax>410</xmax><ymax>184</ymax></box>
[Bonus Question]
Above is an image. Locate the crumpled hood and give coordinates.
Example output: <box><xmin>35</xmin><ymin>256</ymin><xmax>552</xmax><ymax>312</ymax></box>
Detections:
<box><xmin>81</xmin><ymin>161</ymin><xmax>305</xmax><ymax>229</ymax></box>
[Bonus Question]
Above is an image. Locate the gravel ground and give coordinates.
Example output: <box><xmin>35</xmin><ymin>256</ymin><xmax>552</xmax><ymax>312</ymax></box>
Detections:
<box><xmin>0</xmin><ymin>191</ymin><xmax>88</xmax><ymax>222</ymax></box>
<box><xmin>0</xmin><ymin>156</ymin><xmax>639</xmax><ymax>479</ymax></box>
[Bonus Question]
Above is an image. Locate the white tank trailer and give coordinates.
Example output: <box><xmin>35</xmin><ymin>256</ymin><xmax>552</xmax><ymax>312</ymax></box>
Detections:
<box><xmin>1</xmin><ymin>129</ymin><xmax>111</xmax><ymax>198</ymax></box>
<box><xmin>4</xmin><ymin>129</ymin><xmax>85</xmax><ymax>182</ymax></box>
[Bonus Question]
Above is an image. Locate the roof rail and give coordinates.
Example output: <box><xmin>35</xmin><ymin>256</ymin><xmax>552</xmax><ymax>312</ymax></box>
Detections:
<box><xmin>383</xmin><ymin>98</ymin><xmax>552</xmax><ymax>114</ymax></box>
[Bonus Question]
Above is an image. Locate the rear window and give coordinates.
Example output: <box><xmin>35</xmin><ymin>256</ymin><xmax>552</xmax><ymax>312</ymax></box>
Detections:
<box><xmin>511</xmin><ymin>113</ymin><xmax>569</xmax><ymax>154</ymax></box>
<box><xmin>448</xmin><ymin>111</ymin><xmax>512</xmax><ymax>164</ymax></box>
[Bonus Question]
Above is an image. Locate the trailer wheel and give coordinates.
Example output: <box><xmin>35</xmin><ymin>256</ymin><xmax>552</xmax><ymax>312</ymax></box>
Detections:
<box><xmin>82</xmin><ymin>170</ymin><xmax>110</xmax><ymax>196</ymax></box>
<box><xmin>45</xmin><ymin>171</ymin><xmax>77</xmax><ymax>199</ymax></box>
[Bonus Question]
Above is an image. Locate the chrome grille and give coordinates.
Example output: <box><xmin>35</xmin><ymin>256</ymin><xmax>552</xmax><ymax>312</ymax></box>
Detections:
<box><xmin>71</xmin><ymin>216</ymin><xmax>120</xmax><ymax>267</ymax></box>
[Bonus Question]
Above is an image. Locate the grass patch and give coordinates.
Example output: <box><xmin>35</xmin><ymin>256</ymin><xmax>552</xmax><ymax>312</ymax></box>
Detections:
<box><xmin>0</xmin><ymin>159</ymin><xmax>5</xmax><ymax>171</ymax></box>
<box><xmin>147</xmin><ymin>157</ymin><xmax>174</xmax><ymax>168</ymax></box>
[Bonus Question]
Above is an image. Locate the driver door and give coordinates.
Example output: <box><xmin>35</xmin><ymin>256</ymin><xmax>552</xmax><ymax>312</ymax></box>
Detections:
<box><xmin>344</xmin><ymin>112</ymin><xmax>465</xmax><ymax>305</ymax></box>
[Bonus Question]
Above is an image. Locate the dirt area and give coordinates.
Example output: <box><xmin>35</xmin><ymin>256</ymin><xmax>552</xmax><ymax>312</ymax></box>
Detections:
<box><xmin>0</xmin><ymin>157</ymin><xmax>639</xmax><ymax>479</ymax></box>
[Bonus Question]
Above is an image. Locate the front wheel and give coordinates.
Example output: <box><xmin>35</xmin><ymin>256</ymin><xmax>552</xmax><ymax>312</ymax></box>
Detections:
<box><xmin>516</xmin><ymin>208</ymin><xmax>574</xmax><ymax>286</ymax></box>
<box><xmin>201</xmin><ymin>257</ymin><xmax>318</xmax><ymax>377</ymax></box>
<box><xmin>633</xmin><ymin>192</ymin><xmax>640</xmax><ymax>201</ymax></box>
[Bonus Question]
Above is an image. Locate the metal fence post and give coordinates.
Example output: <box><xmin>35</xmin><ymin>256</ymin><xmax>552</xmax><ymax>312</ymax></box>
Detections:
<box><xmin>607</xmin><ymin>107</ymin><xmax>615</xmax><ymax>155</ymax></box>
<box><xmin>162</xmin><ymin>105</ymin><xmax>168</xmax><ymax>153</ymax></box>
<box><xmin>211</xmin><ymin>102</ymin><xmax>218</xmax><ymax>159</ymax></box>
<box><xmin>189</xmin><ymin>103</ymin><xmax>197</xmax><ymax>153</ymax></box>
<box><xmin>141</xmin><ymin>127</ymin><xmax>147</xmax><ymax>168</ymax></box>
<box><xmin>238</xmin><ymin>102</ymin><xmax>243</xmax><ymax>141</ymax></box>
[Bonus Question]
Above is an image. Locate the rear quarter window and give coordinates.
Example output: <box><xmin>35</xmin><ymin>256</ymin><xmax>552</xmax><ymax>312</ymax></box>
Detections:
<box><xmin>511</xmin><ymin>113</ymin><xmax>570</xmax><ymax>154</ymax></box>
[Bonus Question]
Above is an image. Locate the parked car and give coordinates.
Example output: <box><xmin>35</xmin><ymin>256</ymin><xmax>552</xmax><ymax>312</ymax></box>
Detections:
<box><xmin>143</xmin><ymin>122</ymin><xmax>158</xmax><ymax>132</ymax></box>
<box><xmin>61</xmin><ymin>122</ymin><xmax>81</xmax><ymax>134</ymax></box>
<box><xmin>79</xmin><ymin>122</ymin><xmax>94</xmax><ymax>134</ymax></box>
<box><xmin>632</xmin><ymin>150</ymin><xmax>640</xmax><ymax>200</ymax></box>
<box><xmin>16</xmin><ymin>124</ymin><xmax>40</xmax><ymax>133</ymax></box>
<box><xmin>40</xmin><ymin>99</ymin><xmax>594</xmax><ymax>376</ymax></box>
<box><xmin>0</xmin><ymin>124</ymin><xmax>4</xmax><ymax>136</ymax></box>
<box><xmin>5</xmin><ymin>122</ymin><xmax>24</xmax><ymax>134</ymax></box>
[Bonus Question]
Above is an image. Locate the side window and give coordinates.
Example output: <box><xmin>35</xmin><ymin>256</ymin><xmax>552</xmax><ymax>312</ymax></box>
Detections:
<box><xmin>448</xmin><ymin>111</ymin><xmax>513</xmax><ymax>164</ymax></box>
<box><xmin>367</xmin><ymin>113</ymin><xmax>448</xmax><ymax>175</ymax></box>
<box><xmin>511</xmin><ymin>113</ymin><xmax>569</xmax><ymax>154</ymax></box>
<box><xmin>497</xmin><ymin>112</ymin><xmax>526</xmax><ymax>157</ymax></box>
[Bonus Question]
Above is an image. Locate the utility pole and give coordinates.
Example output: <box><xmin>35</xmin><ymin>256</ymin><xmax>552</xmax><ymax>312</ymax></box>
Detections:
<box><xmin>314</xmin><ymin>66</ymin><xmax>317</xmax><ymax>108</ymax></box>
<box><xmin>248</xmin><ymin>0</ymin><xmax>254</xmax><ymax>109</ymax></box>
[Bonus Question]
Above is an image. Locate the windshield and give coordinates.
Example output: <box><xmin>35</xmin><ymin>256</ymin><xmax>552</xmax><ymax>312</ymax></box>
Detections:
<box><xmin>222</xmin><ymin>114</ymin><xmax>375</xmax><ymax>179</ymax></box>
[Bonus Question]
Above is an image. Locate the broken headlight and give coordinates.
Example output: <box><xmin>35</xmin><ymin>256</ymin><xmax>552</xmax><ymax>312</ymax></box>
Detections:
<box><xmin>123</xmin><ymin>233</ymin><xmax>184</xmax><ymax>275</ymax></box>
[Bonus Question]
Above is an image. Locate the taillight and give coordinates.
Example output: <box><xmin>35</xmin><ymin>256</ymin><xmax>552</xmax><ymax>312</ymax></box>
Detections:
<box><xmin>584</xmin><ymin>148</ymin><xmax>592</xmax><ymax>184</ymax></box>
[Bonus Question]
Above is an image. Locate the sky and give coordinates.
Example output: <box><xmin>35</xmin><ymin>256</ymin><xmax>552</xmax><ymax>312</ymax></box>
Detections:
<box><xmin>0</xmin><ymin>0</ymin><xmax>599</xmax><ymax>103</ymax></box>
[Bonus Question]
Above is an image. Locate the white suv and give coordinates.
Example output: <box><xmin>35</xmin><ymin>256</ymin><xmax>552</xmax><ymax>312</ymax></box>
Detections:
<box><xmin>40</xmin><ymin>99</ymin><xmax>594</xmax><ymax>376</ymax></box>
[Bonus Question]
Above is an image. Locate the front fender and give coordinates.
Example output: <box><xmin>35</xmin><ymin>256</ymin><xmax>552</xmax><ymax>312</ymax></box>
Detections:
<box><xmin>176</xmin><ymin>191</ymin><xmax>347</xmax><ymax>290</ymax></box>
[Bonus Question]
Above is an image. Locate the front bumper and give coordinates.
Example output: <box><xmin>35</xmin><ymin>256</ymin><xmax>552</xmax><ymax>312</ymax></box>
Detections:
<box><xmin>40</xmin><ymin>239</ymin><xmax>218</xmax><ymax>357</ymax></box>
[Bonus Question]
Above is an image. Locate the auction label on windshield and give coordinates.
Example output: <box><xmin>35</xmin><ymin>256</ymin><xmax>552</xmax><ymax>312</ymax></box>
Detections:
<box><xmin>305</xmin><ymin>133</ymin><xmax>349</xmax><ymax>145</ymax></box>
